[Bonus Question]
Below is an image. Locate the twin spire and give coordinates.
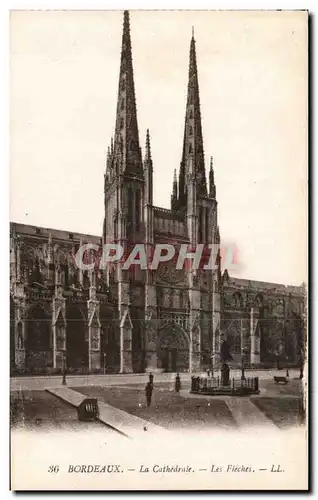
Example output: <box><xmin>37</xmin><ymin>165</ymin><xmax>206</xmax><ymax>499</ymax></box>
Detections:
<box><xmin>108</xmin><ymin>10</ymin><xmax>143</xmax><ymax>179</ymax></box>
<box><xmin>177</xmin><ymin>28</ymin><xmax>208</xmax><ymax>208</ymax></box>
<box><xmin>106</xmin><ymin>11</ymin><xmax>216</xmax><ymax>204</ymax></box>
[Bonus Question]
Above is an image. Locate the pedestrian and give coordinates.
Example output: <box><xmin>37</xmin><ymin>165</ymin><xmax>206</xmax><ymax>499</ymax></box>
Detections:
<box><xmin>145</xmin><ymin>381</ymin><xmax>153</xmax><ymax>407</ymax></box>
<box><xmin>175</xmin><ymin>373</ymin><xmax>181</xmax><ymax>393</ymax></box>
<box><xmin>149</xmin><ymin>372</ymin><xmax>154</xmax><ymax>388</ymax></box>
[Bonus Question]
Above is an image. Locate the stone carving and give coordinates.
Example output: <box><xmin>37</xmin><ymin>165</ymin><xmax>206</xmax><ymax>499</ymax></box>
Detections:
<box><xmin>159</xmin><ymin>323</ymin><xmax>189</xmax><ymax>350</ymax></box>
<box><xmin>157</xmin><ymin>262</ymin><xmax>184</xmax><ymax>285</ymax></box>
<box><xmin>160</xmin><ymin>313</ymin><xmax>187</xmax><ymax>330</ymax></box>
<box><xmin>272</xmin><ymin>299</ymin><xmax>285</xmax><ymax>317</ymax></box>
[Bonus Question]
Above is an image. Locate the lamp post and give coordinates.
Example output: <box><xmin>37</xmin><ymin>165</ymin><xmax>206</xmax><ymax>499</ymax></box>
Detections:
<box><xmin>103</xmin><ymin>352</ymin><xmax>106</xmax><ymax>375</ymax></box>
<box><xmin>210</xmin><ymin>350</ymin><xmax>214</xmax><ymax>379</ymax></box>
<box><xmin>62</xmin><ymin>352</ymin><xmax>67</xmax><ymax>385</ymax></box>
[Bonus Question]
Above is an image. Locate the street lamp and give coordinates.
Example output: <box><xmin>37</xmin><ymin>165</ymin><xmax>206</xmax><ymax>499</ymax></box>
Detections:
<box><xmin>210</xmin><ymin>350</ymin><xmax>214</xmax><ymax>379</ymax></box>
<box><xmin>103</xmin><ymin>352</ymin><xmax>106</xmax><ymax>375</ymax></box>
<box><xmin>62</xmin><ymin>352</ymin><xmax>67</xmax><ymax>385</ymax></box>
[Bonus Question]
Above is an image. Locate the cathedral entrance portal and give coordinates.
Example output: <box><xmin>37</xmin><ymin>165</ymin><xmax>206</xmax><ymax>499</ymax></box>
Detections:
<box><xmin>159</xmin><ymin>323</ymin><xmax>189</xmax><ymax>373</ymax></box>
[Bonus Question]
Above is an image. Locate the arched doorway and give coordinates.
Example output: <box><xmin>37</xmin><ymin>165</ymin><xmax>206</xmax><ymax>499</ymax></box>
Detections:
<box><xmin>158</xmin><ymin>323</ymin><xmax>189</xmax><ymax>372</ymax></box>
<box><xmin>66</xmin><ymin>305</ymin><xmax>88</xmax><ymax>373</ymax></box>
<box><xmin>25</xmin><ymin>305</ymin><xmax>51</xmax><ymax>373</ymax></box>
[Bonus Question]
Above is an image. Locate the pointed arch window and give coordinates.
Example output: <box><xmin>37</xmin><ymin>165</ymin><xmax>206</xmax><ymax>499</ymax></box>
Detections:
<box><xmin>189</xmin><ymin>126</ymin><xmax>193</xmax><ymax>136</ymax></box>
<box><xmin>121</xmin><ymin>99</ymin><xmax>125</xmax><ymax>110</ymax></box>
<box><xmin>62</xmin><ymin>264</ymin><xmax>69</xmax><ymax>289</ymax></box>
<box><xmin>120</xmin><ymin>118</ymin><xmax>124</xmax><ymax>130</ymax></box>
<box><xmin>205</xmin><ymin>212</ymin><xmax>209</xmax><ymax>242</ymax></box>
<box><xmin>189</xmin><ymin>143</ymin><xmax>193</xmax><ymax>154</ymax></box>
<box><xmin>198</xmin><ymin>206</ymin><xmax>203</xmax><ymax>242</ymax></box>
<box><xmin>189</xmin><ymin>109</ymin><xmax>193</xmax><ymax>119</ymax></box>
<box><xmin>114</xmin><ymin>218</ymin><xmax>118</xmax><ymax>240</ymax></box>
<box><xmin>127</xmin><ymin>187</ymin><xmax>134</xmax><ymax>236</ymax></box>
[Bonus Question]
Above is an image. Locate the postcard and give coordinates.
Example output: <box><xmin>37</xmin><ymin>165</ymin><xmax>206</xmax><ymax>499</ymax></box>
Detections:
<box><xmin>10</xmin><ymin>9</ymin><xmax>308</xmax><ymax>491</ymax></box>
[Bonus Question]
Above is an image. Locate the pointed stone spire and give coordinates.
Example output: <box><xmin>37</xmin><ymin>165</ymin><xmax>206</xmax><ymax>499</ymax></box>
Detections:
<box><xmin>178</xmin><ymin>135</ymin><xmax>187</xmax><ymax>209</ymax></box>
<box><xmin>209</xmin><ymin>156</ymin><xmax>216</xmax><ymax>198</ymax></box>
<box><xmin>173</xmin><ymin>168</ymin><xmax>178</xmax><ymax>191</ymax></box>
<box><xmin>144</xmin><ymin>128</ymin><xmax>152</xmax><ymax>164</ymax></box>
<box><xmin>178</xmin><ymin>29</ymin><xmax>207</xmax><ymax>207</ymax></box>
<box><xmin>171</xmin><ymin>169</ymin><xmax>178</xmax><ymax>211</ymax></box>
<box><xmin>144</xmin><ymin>129</ymin><xmax>153</xmax><ymax>206</ymax></box>
<box><xmin>106</xmin><ymin>146</ymin><xmax>111</xmax><ymax>168</ymax></box>
<box><xmin>113</xmin><ymin>10</ymin><xmax>143</xmax><ymax>177</ymax></box>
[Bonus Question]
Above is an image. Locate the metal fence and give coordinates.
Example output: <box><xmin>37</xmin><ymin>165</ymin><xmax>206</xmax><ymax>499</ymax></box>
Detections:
<box><xmin>191</xmin><ymin>375</ymin><xmax>259</xmax><ymax>394</ymax></box>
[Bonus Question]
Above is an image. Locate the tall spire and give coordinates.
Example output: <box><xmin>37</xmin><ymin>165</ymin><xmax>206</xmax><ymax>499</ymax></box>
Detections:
<box><xmin>209</xmin><ymin>156</ymin><xmax>216</xmax><ymax>198</ymax></box>
<box><xmin>143</xmin><ymin>129</ymin><xmax>153</xmax><ymax>207</ymax></box>
<box><xmin>113</xmin><ymin>10</ymin><xmax>143</xmax><ymax>177</ymax></box>
<box><xmin>178</xmin><ymin>29</ymin><xmax>207</xmax><ymax>207</ymax></box>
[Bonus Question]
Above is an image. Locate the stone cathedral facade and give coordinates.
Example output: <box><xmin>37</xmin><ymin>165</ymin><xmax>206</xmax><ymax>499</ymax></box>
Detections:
<box><xmin>10</xmin><ymin>11</ymin><xmax>305</xmax><ymax>375</ymax></box>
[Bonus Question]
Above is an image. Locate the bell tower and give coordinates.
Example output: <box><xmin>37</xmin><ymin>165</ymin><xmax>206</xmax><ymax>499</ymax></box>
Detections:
<box><xmin>103</xmin><ymin>10</ymin><xmax>144</xmax><ymax>373</ymax></box>
<box><xmin>176</xmin><ymin>29</ymin><xmax>222</xmax><ymax>371</ymax></box>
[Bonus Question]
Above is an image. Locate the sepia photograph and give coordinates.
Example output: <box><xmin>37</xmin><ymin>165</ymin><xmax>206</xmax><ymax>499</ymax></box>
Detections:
<box><xmin>9</xmin><ymin>8</ymin><xmax>308</xmax><ymax>491</ymax></box>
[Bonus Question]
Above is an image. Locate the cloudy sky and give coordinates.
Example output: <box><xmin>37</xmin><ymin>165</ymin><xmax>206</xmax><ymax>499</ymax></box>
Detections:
<box><xmin>10</xmin><ymin>10</ymin><xmax>307</xmax><ymax>285</ymax></box>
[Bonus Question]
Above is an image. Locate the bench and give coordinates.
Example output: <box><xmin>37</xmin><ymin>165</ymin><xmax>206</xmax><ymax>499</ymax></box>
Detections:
<box><xmin>46</xmin><ymin>388</ymin><xmax>99</xmax><ymax>422</ymax></box>
<box><xmin>273</xmin><ymin>376</ymin><xmax>289</xmax><ymax>385</ymax></box>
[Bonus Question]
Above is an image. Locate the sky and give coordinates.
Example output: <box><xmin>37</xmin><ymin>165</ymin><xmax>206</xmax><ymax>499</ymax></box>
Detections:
<box><xmin>10</xmin><ymin>10</ymin><xmax>307</xmax><ymax>285</ymax></box>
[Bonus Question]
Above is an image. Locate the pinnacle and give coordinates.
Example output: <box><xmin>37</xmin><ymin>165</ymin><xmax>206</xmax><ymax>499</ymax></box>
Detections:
<box><xmin>209</xmin><ymin>156</ymin><xmax>216</xmax><ymax>198</ymax></box>
<box><xmin>144</xmin><ymin>129</ymin><xmax>152</xmax><ymax>163</ymax></box>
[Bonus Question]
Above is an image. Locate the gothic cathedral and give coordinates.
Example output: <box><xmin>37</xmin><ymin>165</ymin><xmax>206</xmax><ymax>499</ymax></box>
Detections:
<box><xmin>10</xmin><ymin>11</ymin><xmax>305</xmax><ymax>375</ymax></box>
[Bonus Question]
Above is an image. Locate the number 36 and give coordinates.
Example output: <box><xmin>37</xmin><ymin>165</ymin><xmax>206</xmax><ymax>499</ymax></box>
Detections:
<box><xmin>48</xmin><ymin>465</ymin><xmax>59</xmax><ymax>473</ymax></box>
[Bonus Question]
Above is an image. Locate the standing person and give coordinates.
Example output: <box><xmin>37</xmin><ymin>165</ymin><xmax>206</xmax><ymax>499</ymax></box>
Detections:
<box><xmin>145</xmin><ymin>382</ymin><xmax>153</xmax><ymax>407</ymax></box>
<box><xmin>149</xmin><ymin>372</ymin><xmax>154</xmax><ymax>388</ymax></box>
<box><xmin>175</xmin><ymin>373</ymin><xmax>181</xmax><ymax>393</ymax></box>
